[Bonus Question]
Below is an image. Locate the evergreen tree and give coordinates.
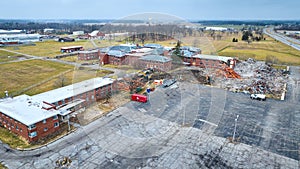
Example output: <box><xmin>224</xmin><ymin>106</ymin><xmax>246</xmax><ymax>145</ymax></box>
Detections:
<box><xmin>174</xmin><ymin>40</ymin><xmax>181</xmax><ymax>56</ymax></box>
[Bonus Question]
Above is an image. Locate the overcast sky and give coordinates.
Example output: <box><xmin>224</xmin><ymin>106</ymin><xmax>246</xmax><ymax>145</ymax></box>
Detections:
<box><xmin>1</xmin><ymin>0</ymin><xmax>299</xmax><ymax>20</ymax></box>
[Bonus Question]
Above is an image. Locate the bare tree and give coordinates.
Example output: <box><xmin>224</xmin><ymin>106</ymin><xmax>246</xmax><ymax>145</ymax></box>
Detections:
<box><xmin>54</xmin><ymin>74</ymin><xmax>68</xmax><ymax>88</ymax></box>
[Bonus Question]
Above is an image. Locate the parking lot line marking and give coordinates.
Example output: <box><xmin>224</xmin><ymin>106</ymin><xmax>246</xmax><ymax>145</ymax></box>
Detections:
<box><xmin>198</xmin><ymin>119</ymin><xmax>218</xmax><ymax>127</ymax></box>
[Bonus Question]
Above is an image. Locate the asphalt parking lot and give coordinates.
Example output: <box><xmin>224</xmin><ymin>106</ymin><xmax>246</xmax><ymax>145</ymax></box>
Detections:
<box><xmin>132</xmin><ymin>79</ymin><xmax>300</xmax><ymax>160</ymax></box>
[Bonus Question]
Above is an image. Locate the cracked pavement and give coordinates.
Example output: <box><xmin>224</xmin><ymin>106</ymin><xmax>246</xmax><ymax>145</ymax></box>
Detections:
<box><xmin>0</xmin><ymin>67</ymin><xmax>300</xmax><ymax>169</ymax></box>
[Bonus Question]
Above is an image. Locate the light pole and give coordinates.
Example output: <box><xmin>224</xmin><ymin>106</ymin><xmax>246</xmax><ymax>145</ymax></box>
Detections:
<box><xmin>232</xmin><ymin>115</ymin><xmax>239</xmax><ymax>142</ymax></box>
<box><xmin>67</xmin><ymin>115</ymin><xmax>70</xmax><ymax>131</ymax></box>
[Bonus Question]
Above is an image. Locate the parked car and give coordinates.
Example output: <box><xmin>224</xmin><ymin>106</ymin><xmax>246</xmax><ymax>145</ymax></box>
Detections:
<box><xmin>250</xmin><ymin>94</ymin><xmax>266</xmax><ymax>101</ymax></box>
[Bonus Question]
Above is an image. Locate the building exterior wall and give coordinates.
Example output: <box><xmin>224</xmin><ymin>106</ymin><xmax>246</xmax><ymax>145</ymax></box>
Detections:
<box><xmin>99</xmin><ymin>53</ymin><xmax>109</xmax><ymax>65</ymax></box>
<box><xmin>0</xmin><ymin>79</ymin><xmax>117</xmax><ymax>143</ymax></box>
<box><xmin>78</xmin><ymin>50</ymin><xmax>100</xmax><ymax>61</ymax></box>
<box><xmin>52</xmin><ymin>82</ymin><xmax>116</xmax><ymax>107</ymax></box>
<box><xmin>126</xmin><ymin>56</ymin><xmax>140</xmax><ymax>67</ymax></box>
<box><xmin>0</xmin><ymin>112</ymin><xmax>60</xmax><ymax>142</ymax></box>
<box><xmin>108</xmin><ymin>55</ymin><xmax>127</xmax><ymax>65</ymax></box>
<box><xmin>61</xmin><ymin>47</ymin><xmax>83</xmax><ymax>53</ymax></box>
<box><xmin>138</xmin><ymin>60</ymin><xmax>172</xmax><ymax>71</ymax></box>
<box><xmin>183</xmin><ymin>57</ymin><xmax>225</xmax><ymax>69</ymax></box>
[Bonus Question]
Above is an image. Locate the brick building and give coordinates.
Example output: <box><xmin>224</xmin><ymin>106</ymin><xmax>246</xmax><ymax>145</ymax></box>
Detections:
<box><xmin>78</xmin><ymin>49</ymin><xmax>100</xmax><ymax>61</ymax></box>
<box><xmin>60</xmin><ymin>46</ymin><xmax>83</xmax><ymax>53</ymax></box>
<box><xmin>139</xmin><ymin>55</ymin><xmax>172</xmax><ymax>71</ymax></box>
<box><xmin>183</xmin><ymin>54</ymin><xmax>236</xmax><ymax>69</ymax></box>
<box><xmin>32</xmin><ymin>77</ymin><xmax>116</xmax><ymax>109</ymax></box>
<box><xmin>0</xmin><ymin>77</ymin><xmax>116</xmax><ymax>142</ymax></box>
<box><xmin>126</xmin><ymin>48</ymin><xmax>153</xmax><ymax>67</ymax></box>
<box><xmin>0</xmin><ymin>95</ymin><xmax>60</xmax><ymax>142</ymax></box>
<box><xmin>105</xmin><ymin>50</ymin><xmax>128</xmax><ymax>66</ymax></box>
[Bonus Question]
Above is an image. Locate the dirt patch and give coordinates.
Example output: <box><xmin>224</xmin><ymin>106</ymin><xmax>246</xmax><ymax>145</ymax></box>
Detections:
<box><xmin>77</xmin><ymin>91</ymin><xmax>131</xmax><ymax>125</ymax></box>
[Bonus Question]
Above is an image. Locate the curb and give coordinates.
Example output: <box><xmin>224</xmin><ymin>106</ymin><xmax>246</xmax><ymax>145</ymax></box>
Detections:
<box><xmin>16</xmin><ymin>128</ymin><xmax>77</xmax><ymax>151</ymax></box>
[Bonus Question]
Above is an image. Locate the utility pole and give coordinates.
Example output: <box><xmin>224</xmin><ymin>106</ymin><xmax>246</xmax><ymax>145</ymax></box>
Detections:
<box><xmin>232</xmin><ymin>115</ymin><xmax>239</xmax><ymax>142</ymax></box>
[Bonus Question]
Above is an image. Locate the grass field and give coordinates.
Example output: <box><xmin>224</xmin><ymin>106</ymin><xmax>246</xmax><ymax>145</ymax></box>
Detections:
<box><xmin>175</xmin><ymin>31</ymin><xmax>300</xmax><ymax>65</ymax></box>
<box><xmin>0</xmin><ymin>163</ymin><xmax>7</xmax><ymax>169</ymax></box>
<box><xmin>3</xmin><ymin>40</ymin><xmax>95</xmax><ymax>58</ymax></box>
<box><xmin>2</xmin><ymin>39</ymin><xmax>123</xmax><ymax>58</ymax></box>
<box><xmin>25</xmin><ymin>68</ymin><xmax>114</xmax><ymax>96</ymax></box>
<box><xmin>0</xmin><ymin>127</ymin><xmax>30</xmax><ymax>149</ymax></box>
<box><xmin>0</xmin><ymin>50</ymin><xmax>25</xmax><ymax>63</ymax></box>
<box><xmin>0</xmin><ymin>60</ymin><xmax>73</xmax><ymax>97</ymax></box>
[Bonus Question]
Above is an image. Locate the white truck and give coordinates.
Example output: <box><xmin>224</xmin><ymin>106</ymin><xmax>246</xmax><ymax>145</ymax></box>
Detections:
<box><xmin>250</xmin><ymin>94</ymin><xmax>266</xmax><ymax>101</ymax></box>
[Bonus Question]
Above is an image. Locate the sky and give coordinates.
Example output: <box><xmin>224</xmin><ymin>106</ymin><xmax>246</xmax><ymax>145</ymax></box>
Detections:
<box><xmin>1</xmin><ymin>0</ymin><xmax>300</xmax><ymax>20</ymax></box>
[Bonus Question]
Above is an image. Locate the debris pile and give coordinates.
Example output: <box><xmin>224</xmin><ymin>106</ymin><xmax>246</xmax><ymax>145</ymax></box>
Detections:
<box><xmin>214</xmin><ymin>58</ymin><xmax>288</xmax><ymax>99</ymax></box>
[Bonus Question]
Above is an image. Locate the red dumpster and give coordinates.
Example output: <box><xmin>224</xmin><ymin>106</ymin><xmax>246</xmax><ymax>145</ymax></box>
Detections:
<box><xmin>131</xmin><ymin>94</ymin><xmax>147</xmax><ymax>103</ymax></box>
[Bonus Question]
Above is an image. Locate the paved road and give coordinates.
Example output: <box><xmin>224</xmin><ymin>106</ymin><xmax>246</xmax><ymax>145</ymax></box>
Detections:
<box><xmin>264</xmin><ymin>28</ymin><xmax>300</xmax><ymax>51</ymax></box>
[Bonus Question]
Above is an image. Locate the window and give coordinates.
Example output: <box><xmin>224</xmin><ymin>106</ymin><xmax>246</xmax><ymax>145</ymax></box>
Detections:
<box><xmin>16</xmin><ymin>125</ymin><xmax>19</xmax><ymax>130</ymax></box>
<box><xmin>29</xmin><ymin>131</ymin><xmax>37</xmax><ymax>138</ymax></box>
<box><xmin>53</xmin><ymin>115</ymin><xmax>58</xmax><ymax>120</ymax></box>
<box><xmin>43</xmin><ymin>119</ymin><xmax>47</xmax><ymax>124</ymax></box>
<box><xmin>44</xmin><ymin>127</ymin><xmax>48</xmax><ymax>132</ymax></box>
<box><xmin>28</xmin><ymin>124</ymin><xmax>36</xmax><ymax>130</ymax></box>
<box><xmin>54</xmin><ymin>122</ymin><xmax>59</xmax><ymax>128</ymax></box>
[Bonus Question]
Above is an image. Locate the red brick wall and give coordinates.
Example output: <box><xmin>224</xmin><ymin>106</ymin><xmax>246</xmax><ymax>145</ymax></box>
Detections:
<box><xmin>0</xmin><ymin>112</ymin><xmax>59</xmax><ymax>142</ymax></box>
<box><xmin>95</xmin><ymin>84</ymin><xmax>112</xmax><ymax>100</ymax></box>
<box><xmin>27</xmin><ymin>116</ymin><xmax>60</xmax><ymax>142</ymax></box>
<box><xmin>100</xmin><ymin>53</ymin><xmax>109</xmax><ymax>65</ymax></box>
<box><xmin>184</xmin><ymin>57</ymin><xmax>224</xmax><ymax>69</ymax></box>
<box><xmin>108</xmin><ymin>55</ymin><xmax>127</xmax><ymax>65</ymax></box>
<box><xmin>138</xmin><ymin>60</ymin><xmax>172</xmax><ymax>71</ymax></box>
<box><xmin>78</xmin><ymin>51</ymin><xmax>99</xmax><ymax>61</ymax></box>
<box><xmin>52</xmin><ymin>83</ymin><xmax>115</xmax><ymax>106</ymax></box>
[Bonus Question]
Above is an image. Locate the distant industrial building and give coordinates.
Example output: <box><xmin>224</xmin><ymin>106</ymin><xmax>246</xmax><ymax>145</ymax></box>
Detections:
<box><xmin>205</xmin><ymin>27</ymin><xmax>228</xmax><ymax>31</ymax></box>
<box><xmin>88</xmin><ymin>30</ymin><xmax>105</xmax><ymax>39</ymax></box>
<box><xmin>0</xmin><ymin>77</ymin><xmax>116</xmax><ymax>142</ymax></box>
<box><xmin>73</xmin><ymin>31</ymin><xmax>84</xmax><ymax>36</ymax></box>
<box><xmin>0</xmin><ymin>33</ymin><xmax>41</xmax><ymax>45</ymax></box>
<box><xmin>0</xmin><ymin>29</ymin><xmax>24</xmax><ymax>34</ymax></box>
<box><xmin>58</xmin><ymin>37</ymin><xmax>75</xmax><ymax>42</ymax></box>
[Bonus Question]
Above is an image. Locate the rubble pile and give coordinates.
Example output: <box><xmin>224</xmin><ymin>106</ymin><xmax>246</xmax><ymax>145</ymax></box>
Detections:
<box><xmin>214</xmin><ymin>58</ymin><xmax>288</xmax><ymax>99</ymax></box>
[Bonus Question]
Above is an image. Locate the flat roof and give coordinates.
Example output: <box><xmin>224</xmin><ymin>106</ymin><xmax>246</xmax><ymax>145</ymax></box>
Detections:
<box><xmin>134</xmin><ymin>48</ymin><xmax>153</xmax><ymax>53</ymax></box>
<box><xmin>107</xmin><ymin>50</ymin><xmax>126</xmax><ymax>57</ymax></box>
<box><xmin>78</xmin><ymin>49</ymin><xmax>99</xmax><ymax>54</ymax></box>
<box><xmin>192</xmin><ymin>54</ymin><xmax>233</xmax><ymax>62</ymax></box>
<box><xmin>0</xmin><ymin>95</ymin><xmax>59</xmax><ymax>126</ymax></box>
<box><xmin>61</xmin><ymin>46</ymin><xmax>83</xmax><ymax>50</ymax></box>
<box><xmin>32</xmin><ymin>77</ymin><xmax>114</xmax><ymax>104</ymax></box>
<box><xmin>140</xmin><ymin>55</ymin><xmax>172</xmax><ymax>63</ymax></box>
<box><xmin>127</xmin><ymin>52</ymin><xmax>149</xmax><ymax>57</ymax></box>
